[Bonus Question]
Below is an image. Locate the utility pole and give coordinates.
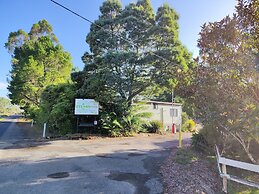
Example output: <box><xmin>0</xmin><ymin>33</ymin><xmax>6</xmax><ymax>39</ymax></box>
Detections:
<box><xmin>172</xmin><ymin>88</ymin><xmax>174</xmax><ymax>134</ymax></box>
<box><xmin>172</xmin><ymin>87</ymin><xmax>182</xmax><ymax>148</ymax></box>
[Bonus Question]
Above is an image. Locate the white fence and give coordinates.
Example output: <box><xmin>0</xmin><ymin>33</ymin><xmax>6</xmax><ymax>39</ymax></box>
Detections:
<box><xmin>215</xmin><ymin>145</ymin><xmax>259</xmax><ymax>193</ymax></box>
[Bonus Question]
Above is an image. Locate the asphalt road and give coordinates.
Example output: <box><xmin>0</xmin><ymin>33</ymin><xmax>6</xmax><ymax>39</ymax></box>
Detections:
<box><xmin>0</xmin><ymin>115</ymin><xmax>40</xmax><ymax>149</ymax></box>
<box><xmin>0</xmin><ymin>116</ymin><xmax>18</xmax><ymax>139</ymax></box>
<box><xmin>0</xmin><ymin>116</ymin><xmax>28</xmax><ymax>148</ymax></box>
<box><xmin>0</xmin><ymin>118</ymin><xmax>191</xmax><ymax>194</ymax></box>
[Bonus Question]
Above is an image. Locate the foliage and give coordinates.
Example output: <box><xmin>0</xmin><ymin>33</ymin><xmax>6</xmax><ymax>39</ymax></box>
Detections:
<box><xmin>78</xmin><ymin>1</ymin><xmax>192</xmax><ymax>108</ymax></box>
<box><xmin>236</xmin><ymin>0</ymin><xmax>259</xmax><ymax>50</ymax></box>
<box><xmin>186</xmin><ymin>0</ymin><xmax>259</xmax><ymax>163</ymax></box>
<box><xmin>73</xmin><ymin>0</ymin><xmax>194</xmax><ymax>136</ymax></box>
<box><xmin>101</xmin><ymin>112</ymin><xmax>125</xmax><ymax>137</ymax></box>
<box><xmin>182</xmin><ymin>119</ymin><xmax>196</xmax><ymax>132</ymax></box>
<box><xmin>191</xmin><ymin>133</ymin><xmax>210</xmax><ymax>153</ymax></box>
<box><xmin>37</xmin><ymin>83</ymin><xmax>76</xmax><ymax>134</ymax></box>
<box><xmin>181</xmin><ymin>111</ymin><xmax>196</xmax><ymax>132</ymax></box>
<box><xmin>0</xmin><ymin>97</ymin><xmax>21</xmax><ymax>115</ymax></box>
<box><xmin>142</xmin><ymin>120</ymin><xmax>164</xmax><ymax>133</ymax></box>
<box><xmin>101</xmin><ymin>103</ymin><xmax>151</xmax><ymax>136</ymax></box>
<box><xmin>5</xmin><ymin>19</ymin><xmax>73</xmax><ymax>117</ymax></box>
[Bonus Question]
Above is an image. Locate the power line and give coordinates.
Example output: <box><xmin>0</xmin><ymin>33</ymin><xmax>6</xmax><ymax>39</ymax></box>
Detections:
<box><xmin>50</xmin><ymin>0</ymin><xmax>172</xmax><ymax>64</ymax></box>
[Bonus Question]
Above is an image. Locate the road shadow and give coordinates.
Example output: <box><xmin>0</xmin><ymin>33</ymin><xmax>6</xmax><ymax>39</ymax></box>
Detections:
<box><xmin>0</xmin><ymin>139</ymin><xmax>188</xmax><ymax>194</ymax></box>
<box><xmin>1</xmin><ymin>139</ymin><xmax>51</xmax><ymax>149</ymax></box>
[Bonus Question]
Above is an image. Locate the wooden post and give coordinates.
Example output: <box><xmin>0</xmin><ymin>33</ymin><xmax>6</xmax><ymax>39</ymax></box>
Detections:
<box><xmin>222</xmin><ymin>164</ymin><xmax>228</xmax><ymax>193</ymax></box>
<box><xmin>77</xmin><ymin>117</ymin><xmax>79</xmax><ymax>133</ymax></box>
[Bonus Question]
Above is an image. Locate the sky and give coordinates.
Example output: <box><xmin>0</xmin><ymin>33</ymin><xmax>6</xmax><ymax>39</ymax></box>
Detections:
<box><xmin>0</xmin><ymin>0</ymin><xmax>237</xmax><ymax>98</ymax></box>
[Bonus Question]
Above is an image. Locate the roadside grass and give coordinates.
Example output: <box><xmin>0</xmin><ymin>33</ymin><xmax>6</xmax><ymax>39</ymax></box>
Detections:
<box><xmin>174</xmin><ymin>147</ymin><xmax>198</xmax><ymax>165</ymax></box>
<box><xmin>227</xmin><ymin>168</ymin><xmax>259</xmax><ymax>194</ymax></box>
<box><xmin>228</xmin><ymin>182</ymin><xmax>259</xmax><ymax>194</ymax></box>
<box><xmin>16</xmin><ymin>117</ymin><xmax>32</xmax><ymax>123</ymax></box>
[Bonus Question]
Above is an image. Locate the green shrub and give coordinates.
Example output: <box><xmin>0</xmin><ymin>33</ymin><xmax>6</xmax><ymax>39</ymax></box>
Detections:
<box><xmin>37</xmin><ymin>83</ymin><xmax>76</xmax><ymax>135</ymax></box>
<box><xmin>182</xmin><ymin>119</ymin><xmax>196</xmax><ymax>132</ymax></box>
<box><xmin>191</xmin><ymin>132</ymin><xmax>210</xmax><ymax>153</ymax></box>
<box><xmin>142</xmin><ymin>120</ymin><xmax>163</xmax><ymax>133</ymax></box>
<box><xmin>101</xmin><ymin>113</ymin><xmax>125</xmax><ymax>137</ymax></box>
<box><xmin>100</xmin><ymin>103</ymin><xmax>151</xmax><ymax>137</ymax></box>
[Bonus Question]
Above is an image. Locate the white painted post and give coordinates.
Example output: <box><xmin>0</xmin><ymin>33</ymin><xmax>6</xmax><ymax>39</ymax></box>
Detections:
<box><xmin>222</xmin><ymin>164</ymin><xmax>228</xmax><ymax>193</ymax></box>
<box><xmin>43</xmin><ymin>123</ymin><xmax>46</xmax><ymax>138</ymax></box>
<box><xmin>31</xmin><ymin>119</ymin><xmax>34</xmax><ymax>127</ymax></box>
<box><xmin>160</xmin><ymin>108</ymin><xmax>164</xmax><ymax>130</ymax></box>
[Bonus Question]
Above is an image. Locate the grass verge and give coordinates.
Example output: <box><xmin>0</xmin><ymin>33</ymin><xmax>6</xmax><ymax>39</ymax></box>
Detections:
<box><xmin>174</xmin><ymin>147</ymin><xmax>198</xmax><ymax>165</ymax></box>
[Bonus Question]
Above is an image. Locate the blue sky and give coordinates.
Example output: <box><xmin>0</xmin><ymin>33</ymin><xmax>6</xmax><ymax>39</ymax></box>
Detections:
<box><xmin>0</xmin><ymin>0</ymin><xmax>237</xmax><ymax>98</ymax></box>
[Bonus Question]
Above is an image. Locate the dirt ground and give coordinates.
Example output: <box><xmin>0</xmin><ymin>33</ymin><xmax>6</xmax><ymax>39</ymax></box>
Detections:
<box><xmin>161</xmin><ymin>146</ymin><xmax>224</xmax><ymax>194</ymax></box>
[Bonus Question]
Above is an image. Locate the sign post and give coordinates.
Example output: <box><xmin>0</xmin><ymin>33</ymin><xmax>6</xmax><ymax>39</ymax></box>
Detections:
<box><xmin>74</xmin><ymin>99</ymin><xmax>99</xmax><ymax>132</ymax></box>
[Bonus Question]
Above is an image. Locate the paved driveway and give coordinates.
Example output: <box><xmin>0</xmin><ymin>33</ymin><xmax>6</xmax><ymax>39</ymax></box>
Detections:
<box><xmin>0</xmin><ymin>120</ymin><xmax>191</xmax><ymax>194</ymax></box>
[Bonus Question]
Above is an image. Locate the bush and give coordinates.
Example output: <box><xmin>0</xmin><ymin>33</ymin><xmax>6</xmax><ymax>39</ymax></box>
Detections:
<box><xmin>182</xmin><ymin>119</ymin><xmax>196</xmax><ymax>132</ymax></box>
<box><xmin>191</xmin><ymin>132</ymin><xmax>209</xmax><ymax>152</ymax></box>
<box><xmin>100</xmin><ymin>103</ymin><xmax>151</xmax><ymax>137</ymax></box>
<box><xmin>101</xmin><ymin>112</ymin><xmax>125</xmax><ymax>137</ymax></box>
<box><xmin>142</xmin><ymin>120</ymin><xmax>163</xmax><ymax>133</ymax></box>
<box><xmin>37</xmin><ymin>83</ymin><xmax>76</xmax><ymax>135</ymax></box>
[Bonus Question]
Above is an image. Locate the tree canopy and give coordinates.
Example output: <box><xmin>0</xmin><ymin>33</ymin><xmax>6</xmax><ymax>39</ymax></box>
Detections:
<box><xmin>189</xmin><ymin>0</ymin><xmax>259</xmax><ymax>163</ymax></box>
<box><xmin>5</xmin><ymin>20</ymin><xmax>73</xmax><ymax>116</ymax></box>
<box><xmin>75</xmin><ymin>0</ymin><xmax>194</xmax><ymax>115</ymax></box>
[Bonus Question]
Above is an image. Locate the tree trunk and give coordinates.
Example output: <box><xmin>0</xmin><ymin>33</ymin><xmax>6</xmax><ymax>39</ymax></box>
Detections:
<box><xmin>219</xmin><ymin>124</ymin><xmax>258</xmax><ymax>164</ymax></box>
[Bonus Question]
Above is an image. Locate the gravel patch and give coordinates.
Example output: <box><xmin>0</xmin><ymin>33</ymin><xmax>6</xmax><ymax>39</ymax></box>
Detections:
<box><xmin>161</xmin><ymin>147</ymin><xmax>224</xmax><ymax>194</ymax></box>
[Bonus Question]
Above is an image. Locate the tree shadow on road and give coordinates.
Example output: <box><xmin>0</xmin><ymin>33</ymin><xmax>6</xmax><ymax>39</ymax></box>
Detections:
<box><xmin>0</xmin><ymin>139</ymin><xmax>191</xmax><ymax>194</ymax></box>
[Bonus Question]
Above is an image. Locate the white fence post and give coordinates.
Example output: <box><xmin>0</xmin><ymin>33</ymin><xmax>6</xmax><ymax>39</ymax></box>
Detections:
<box><xmin>222</xmin><ymin>164</ymin><xmax>228</xmax><ymax>193</ymax></box>
<box><xmin>31</xmin><ymin>119</ymin><xmax>34</xmax><ymax>127</ymax></box>
<box><xmin>43</xmin><ymin>123</ymin><xmax>46</xmax><ymax>138</ymax></box>
<box><xmin>215</xmin><ymin>145</ymin><xmax>259</xmax><ymax>192</ymax></box>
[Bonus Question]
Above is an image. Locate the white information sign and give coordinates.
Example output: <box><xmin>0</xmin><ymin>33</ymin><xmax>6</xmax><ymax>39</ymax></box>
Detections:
<box><xmin>74</xmin><ymin>99</ymin><xmax>99</xmax><ymax>115</ymax></box>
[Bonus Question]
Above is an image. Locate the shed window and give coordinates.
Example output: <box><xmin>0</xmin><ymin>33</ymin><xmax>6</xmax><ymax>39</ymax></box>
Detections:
<box><xmin>153</xmin><ymin>103</ymin><xmax>158</xmax><ymax>109</ymax></box>
<box><xmin>170</xmin><ymin>108</ymin><xmax>178</xmax><ymax>117</ymax></box>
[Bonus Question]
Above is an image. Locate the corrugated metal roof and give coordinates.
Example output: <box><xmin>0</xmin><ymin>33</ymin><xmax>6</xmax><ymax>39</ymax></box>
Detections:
<box><xmin>134</xmin><ymin>100</ymin><xmax>182</xmax><ymax>106</ymax></box>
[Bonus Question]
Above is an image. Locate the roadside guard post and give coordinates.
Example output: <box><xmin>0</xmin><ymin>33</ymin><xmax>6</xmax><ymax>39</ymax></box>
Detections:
<box><xmin>43</xmin><ymin>123</ymin><xmax>46</xmax><ymax>138</ymax></box>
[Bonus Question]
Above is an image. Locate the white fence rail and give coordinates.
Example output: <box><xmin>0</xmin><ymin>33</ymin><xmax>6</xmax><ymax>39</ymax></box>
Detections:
<box><xmin>215</xmin><ymin>145</ymin><xmax>259</xmax><ymax>193</ymax></box>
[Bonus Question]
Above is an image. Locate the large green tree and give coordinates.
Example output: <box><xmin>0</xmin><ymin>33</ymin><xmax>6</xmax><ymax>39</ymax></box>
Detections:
<box><xmin>5</xmin><ymin>20</ymin><xmax>73</xmax><ymax>117</ymax></box>
<box><xmin>191</xmin><ymin>1</ymin><xmax>259</xmax><ymax>163</ymax></box>
<box><xmin>38</xmin><ymin>83</ymin><xmax>76</xmax><ymax>134</ymax></box>
<box><xmin>77</xmin><ymin>0</ymin><xmax>193</xmax><ymax>115</ymax></box>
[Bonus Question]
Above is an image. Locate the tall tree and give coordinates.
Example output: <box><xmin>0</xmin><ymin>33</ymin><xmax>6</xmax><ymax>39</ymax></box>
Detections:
<box><xmin>193</xmin><ymin>11</ymin><xmax>259</xmax><ymax>163</ymax></box>
<box><xmin>5</xmin><ymin>20</ymin><xmax>73</xmax><ymax>116</ymax></box>
<box><xmin>78</xmin><ymin>0</ymin><xmax>193</xmax><ymax>115</ymax></box>
<box><xmin>145</xmin><ymin>4</ymin><xmax>195</xmax><ymax>101</ymax></box>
